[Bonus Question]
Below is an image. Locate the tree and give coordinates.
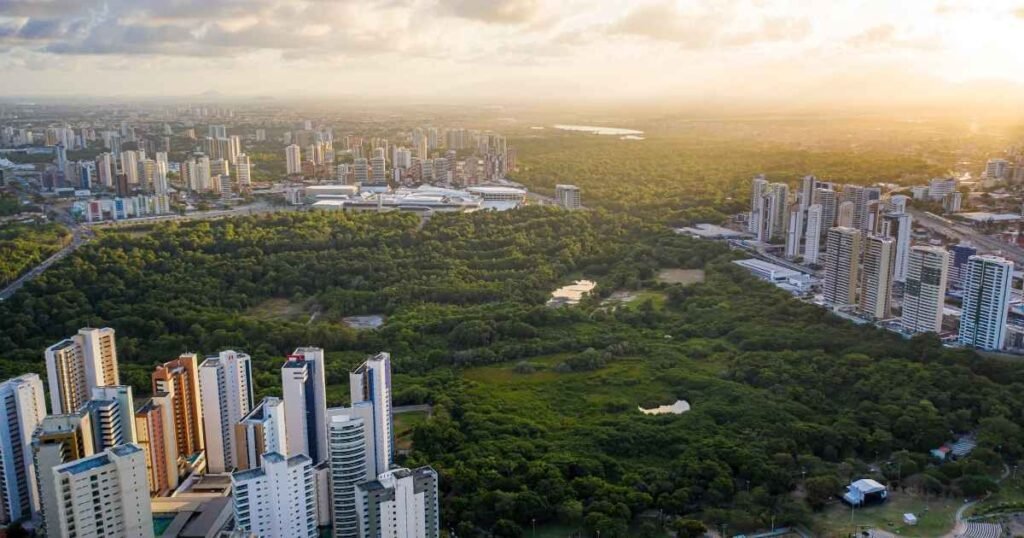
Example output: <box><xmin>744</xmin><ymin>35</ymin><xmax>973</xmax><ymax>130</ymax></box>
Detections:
<box><xmin>671</xmin><ymin>518</ymin><xmax>707</xmax><ymax>538</ymax></box>
<box><xmin>804</xmin><ymin>476</ymin><xmax>841</xmax><ymax>510</ymax></box>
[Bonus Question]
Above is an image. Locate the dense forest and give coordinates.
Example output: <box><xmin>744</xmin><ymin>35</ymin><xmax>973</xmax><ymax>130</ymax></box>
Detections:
<box><xmin>0</xmin><ymin>222</ymin><xmax>69</xmax><ymax>286</ymax></box>
<box><xmin>0</xmin><ymin>208</ymin><xmax>1022</xmax><ymax>536</ymax></box>
<box><xmin>508</xmin><ymin>134</ymin><xmax>948</xmax><ymax>225</ymax></box>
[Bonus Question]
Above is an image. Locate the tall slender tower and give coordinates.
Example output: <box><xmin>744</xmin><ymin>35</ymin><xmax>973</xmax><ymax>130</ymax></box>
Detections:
<box><xmin>152</xmin><ymin>354</ymin><xmax>205</xmax><ymax>460</ymax></box>
<box><xmin>901</xmin><ymin>246</ymin><xmax>950</xmax><ymax>334</ymax></box>
<box><xmin>350</xmin><ymin>353</ymin><xmax>393</xmax><ymax>474</ymax></box>
<box><xmin>282</xmin><ymin>348</ymin><xmax>328</xmax><ymax>464</ymax></box>
<box><xmin>859</xmin><ymin>235</ymin><xmax>895</xmax><ymax>320</ymax></box>
<box><xmin>198</xmin><ymin>350</ymin><xmax>253</xmax><ymax>473</ymax></box>
<box><xmin>958</xmin><ymin>255</ymin><xmax>1013</xmax><ymax>350</ymax></box>
<box><xmin>0</xmin><ymin>374</ymin><xmax>46</xmax><ymax>524</ymax></box>
<box><xmin>134</xmin><ymin>391</ymin><xmax>179</xmax><ymax>495</ymax></box>
<box><xmin>236</xmin><ymin>396</ymin><xmax>287</xmax><ymax>471</ymax></box>
<box><xmin>45</xmin><ymin>327</ymin><xmax>119</xmax><ymax>415</ymax></box>
<box><xmin>88</xmin><ymin>385</ymin><xmax>137</xmax><ymax>450</ymax></box>
<box><xmin>232</xmin><ymin>452</ymin><xmax>318</xmax><ymax>538</ymax></box>
<box><xmin>803</xmin><ymin>204</ymin><xmax>823</xmax><ymax>264</ymax></box>
<box><xmin>823</xmin><ymin>227</ymin><xmax>863</xmax><ymax>307</ymax></box>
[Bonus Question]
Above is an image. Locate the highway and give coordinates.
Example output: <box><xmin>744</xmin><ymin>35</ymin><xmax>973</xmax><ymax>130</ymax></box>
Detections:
<box><xmin>0</xmin><ymin>224</ymin><xmax>92</xmax><ymax>301</ymax></box>
<box><xmin>908</xmin><ymin>208</ymin><xmax>1024</xmax><ymax>267</ymax></box>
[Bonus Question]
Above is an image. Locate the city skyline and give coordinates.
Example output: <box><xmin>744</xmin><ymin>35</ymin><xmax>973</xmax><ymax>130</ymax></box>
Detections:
<box><xmin>0</xmin><ymin>0</ymin><xmax>1022</xmax><ymax>109</ymax></box>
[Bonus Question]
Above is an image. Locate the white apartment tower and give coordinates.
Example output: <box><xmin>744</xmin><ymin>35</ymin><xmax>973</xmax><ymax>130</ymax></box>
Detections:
<box><xmin>44</xmin><ymin>445</ymin><xmax>153</xmax><ymax>538</ymax></box>
<box><xmin>859</xmin><ymin>235</ymin><xmax>896</xmax><ymax>320</ymax></box>
<box><xmin>749</xmin><ymin>176</ymin><xmax>768</xmax><ymax>234</ymax></box>
<box><xmin>555</xmin><ymin>184</ymin><xmax>582</xmax><ymax>210</ymax></box>
<box><xmin>327</xmin><ymin>408</ymin><xmax>373</xmax><ymax>537</ymax></box>
<box><xmin>45</xmin><ymin>327</ymin><xmax>120</xmax><ymax>415</ymax></box>
<box><xmin>286</xmin><ymin>144</ymin><xmax>302</xmax><ymax>175</ymax></box>
<box><xmin>823</xmin><ymin>227</ymin><xmax>863</xmax><ymax>307</ymax></box>
<box><xmin>355</xmin><ymin>467</ymin><xmax>440</xmax><ymax>538</ymax></box>
<box><xmin>236</xmin><ymin>396</ymin><xmax>287</xmax><ymax>471</ymax></box>
<box><xmin>88</xmin><ymin>385</ymin><xmax>138</xmax><ymax>450</ymax></box>
<box><xmin>803</xmin><ymin>204</ymin><xmax>823</xmax><ymax>264</ymax></box>
<box><xmin>879</xmin><ymin>212</ymin><xmax>913</xmax><ymax>283</ymax></box>
<box><xmin>236</xmin><ymin>153</ymin><xmax>252</xmax><ymax>187</ymax></box>
<box><xmin>785</xmin><ymin>204</ymin><xmax>804</xmax><ymax>259</ymax></box>
<box><xmin>814</xmin><ymin>188</ymin><xmax>838</xmax><ymax>238</ymax></box>
<box><xmin>901</xmin><ymin>246</ymin><xmax>950</xmax><ymax>334</ymax></box>
<box><xmin>350</xmin><ymin>353</ymin><xmax>394</xmax><ymax>474</ymax></box>
<box><xmin>0</xmin><ymin>374</ymin><xmax>46</xmax><ymax>524</ymax></box>
<box><xmin>283</xmin><ymin>348</ymin><xmax>329</xmax><ymax>464</ymax></box>
<box><xmin>199</xmin><ymin>350</ymin><xmax>253</xmax><ymax>473</ymax></box>
<box><xmin>232</xmin><ymin>452</ymin><xmax>318</xmax><ymax>538</ymax></box>
<box><xmin>958</xmin><ymin>255</ymin><xmax>1014</xmax><ymax>350</ymax></box>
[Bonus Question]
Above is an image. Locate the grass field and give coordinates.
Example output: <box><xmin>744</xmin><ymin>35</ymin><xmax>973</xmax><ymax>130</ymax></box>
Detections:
<box><xmin>811</xmin><ymin>492</ymin><xmax>959</xmax><ymax>537</ymax></box>
<box><xmin>394</xmin><ymin>410</ymin><xmax>430</xmax><ymax>452</ymax></box>
<box><xmin>970</xmin><ymin>474</ymin><xmax>1024</xmax><ymax>517</ymax></box>
<box><xmin>656</xmin><ymin>268</ymin><xmax>706</xmax><ymax>285</ymax></box>
<box><xmin>246</xmin><ymin>297</ymin><xmax>309</xmax><ymax>321</ymax></box>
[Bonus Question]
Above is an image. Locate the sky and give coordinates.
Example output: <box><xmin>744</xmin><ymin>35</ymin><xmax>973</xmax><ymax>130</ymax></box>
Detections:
<box><xmin>1</xmin><ymin>0</ymin><xmax>1023</xmax><ymax>107</ymax></box>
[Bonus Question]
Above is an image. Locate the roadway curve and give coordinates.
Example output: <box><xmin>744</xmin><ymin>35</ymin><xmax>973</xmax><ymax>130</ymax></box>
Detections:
<box><xmin>909</xmin><ymin>208</ymin><xmax>1024</xmax><ymax>267</ymax></box>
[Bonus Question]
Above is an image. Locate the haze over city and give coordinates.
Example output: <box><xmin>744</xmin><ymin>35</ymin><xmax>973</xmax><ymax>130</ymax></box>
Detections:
<box><xmin>1</xmin><ymin>0</ymin><xmax>1024</xmax><ymax>108</ymax></box>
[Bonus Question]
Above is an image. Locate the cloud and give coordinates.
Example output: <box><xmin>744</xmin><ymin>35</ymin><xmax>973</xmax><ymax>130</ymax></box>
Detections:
<box><xmin>1016</xmin><ymin>6</ymin><xmax>1024</xmax><ymax>18</ymax></box>
<box><xmin>609</xmin><ymin>1</ymin><xmax>808</xmax><ymax>49</ymax></box>
<box><xmin>16</xmin><ymin>18</ymin><xmax>64</xmax><ymax>39</ymax></box>
<box><xmin>437</xmin><ymin>0</ymin><xmax>540</xmax><ymax>24</ymax></box>
<box><xmin>846</xmin><ymin>24</ymin><xmax>935</xmax><ymax>51</ymax></box>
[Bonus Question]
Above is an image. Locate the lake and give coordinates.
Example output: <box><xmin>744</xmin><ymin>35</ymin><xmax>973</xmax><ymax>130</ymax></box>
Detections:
<box><xmin>639</xmin><ymin>400</ymin><xmax>691</xmax><ymax>415</ymax></box>
<box><xmin>552</xmin><ymin>124</ymin><xmax>644</xmax><ymax>136</ymax></box>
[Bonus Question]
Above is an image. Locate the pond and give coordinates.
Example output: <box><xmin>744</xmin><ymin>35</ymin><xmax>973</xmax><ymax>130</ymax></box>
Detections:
<box><xmin>547</xmin><ymin>280</ymin><xmax>596</xmax><ymax>306</ymax></box>
<box><xmin>638</xmin><ymin>400</ymin><xmax>691</xmax><ymax>415</ymax></box>
<box><xmin>342</xmin><ymin>315</ymin><xmax>385</xmax><ymax>330</ymax></box>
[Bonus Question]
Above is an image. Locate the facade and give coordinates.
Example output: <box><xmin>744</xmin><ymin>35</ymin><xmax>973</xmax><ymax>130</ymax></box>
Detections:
<box><xmin>152</xmin><ymin>353</ymin><xmax>205</xmax><ymax>461</ymax></box>
<box><xmin>236</xmin><ymin>153</ymin><xmax>252</xmax><ymax>187</ymax></box>
<box><xmin>355</xmin><ymin>467</ymin><xmax>440</xmax><ymax>538</ymax></box>
<box><xmin>784</xmin><ymin>203</ymin><xmax>803</xmax><ymax>259</ymax></box>
<box><xmin>199</xmin><ymin>350</ymin><xmax>254</xmax><ymax>473</ymax></box>
<box><xmin>134</xmin><ymin>392</ymin><xmax>179</xmax><ymax>495</ymax></box>
<box><xmin>236</xmin><ymin>397</ymin><xmax>287</xmax><ymax>471</ymax></box>
<box><xmin>813</xmin><ymin>188</ymin><xmax>837</xmax><ymax>238</ymax></box>
<box><xmin>859</xmin><ymin>236</ymin><xmax>896</xmax><ymax>320</ymax></box>
<box><xmin>555</xmin><ymin>184</ymin><xmax>582</xmax><ymax>210</ymax></box>
<box><xmin>231</xmin><ymin>452</ymin><xmax>318</xmax><ymax>538</ymax></box>
<box><xmin>354</xmin><ymin>158</ymin><xmax>370</xmax><ymax>184</ymax></box>
<box><xmin>44</xmin><ymin>445</ymin><xmax>153</xmax><ymax>538</ymax></box>
<box><xmin>33</xmin><ymin>411</ymin><xmax>96</xmax><ymax>537</ymax></box>
<box><xmin>837</xmin><ymin>201</ymin><xmax>854</xmax><ymax>228</ymax></box>
<box><xmin>0</xmin><ymin>374</ymin><xmax>46</xmax><ymax>524</ymax></box>
<box><xmin>879</xmin><ymin>212</ymin><xmax>913</xmax><ymax>283</ymax></box>
<box><xmin>282</xmin><ymin>347</ymin><xmax>329</xmax><ymax>464</ymax></box>
<box><xmin>88</xmin><ymin>385</ymin><xmax>137</xmax><ymax>450</ymax></box>
<box><xmin>958</xmin><ymin>255</ymin><xmax>1013</xmax><ymax>350</ymax></box>
<box><xmin>350</xmin><ymin>353</ymin><xmax>394</xmax><ymax>475</ymax></box>
<box><xmin>803</xmin><ymin>204</ymin><xmax>823</xmax><ymax>264</ymax></box>
<box><xmin>901</xmin><ymin>246</ymin><xmax>950</xmax><ymax>334</ymax></box>
<box><xmin>749</xmin><ymin>176</ymin><xmax>768</xmax><ymax>234</ymax></box>
<box><xmin>45</xmin><ymin>327</ymin><xmax>120</xmax><ymax>415</ymax></box>
<box><xmin>327</xmin><ymin>409</ymin><xmax>371</xmax><ymax>537</ymax></box>
<box><xmin>823</xmin><ymin>227</ymin><xmax>863</xmax><ymax>306</ymax></box>
<box><xmin>286</xmin><ymin>144</ymin><xmax>302</xmax><ymax>175</ymax></box>
<box><xmin>948</xmin><ymin>244</ymin><xmax>979</xmax><ymax>290</ymax></box>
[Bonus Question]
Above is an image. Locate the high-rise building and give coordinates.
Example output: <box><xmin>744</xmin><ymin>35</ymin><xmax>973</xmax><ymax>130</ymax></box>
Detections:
<box><xmin>748</xmin><ymin>176</ymin><xmax>768</xmax><ymax>234</ymax></box>
<box><xmin>371</xmin><ymin>152</ymin><xmax>387</xmax><ymax>185</ymax></box>
<box><xmin>33</xmin><ymin>410</ymin><xmax>96</xmax><ymax>536</ymax></box>
<box><xmin>928</xmin><ymin>177</ymin><xmax>957</xmax><ymax>199</ymax></box>
<box><xmin>282</xmin><ymin>348</ymin><xmax>328</xmax><ymax>464</ymax></box>
<box><xmin>121</xmin><ymin>150</ymin><xmax>140</xmax><ymax>185</ymax></box>
<box><xmin>958</xmin><ymin>255</ymin><xmax>1014</xmax><ymax>350</ymax></box>
<box><xmin>236</xmin><ymin>397</ymin><xmax>287</xmax><ymax>471</ymax></box>
<box><xmin>152</xmin><ymin>354</ymin><xmax>205</xmax><ymax>461</ymax></box>
<box><xmin>879</xmin><ymin>212</ymin><xmax>913</xmax><ymax>283</ymax></box>
<box><xmin>228</xmin><ymin>135</ymin><xmax>242</xmax><ymax>164</ymax></box>
<box><xmin>0</xmin><ymin>374</ymin><xmax>46</xmax><ymax>524</ymax></box>
<box><xmin>803</xmin><ymin>204</ymin><xmax>823</xmax><ymax>264</ymax></box>
<box><xmin>947</xmin><ymin>244</ymin><xmax>978</xmax><ymax>290</ymax></box>
<box><xmin>393</xmin><ymin>147</ymin><xmax>412</xmax><ymax>169</ymax></box>
<box><xmin>208</xmin><ymin>125</ymin><xmax>227</xmax><ymax>139</ymax></box>
<box><xmin>45</xmin><ymin>327</ymin><xmax>120</xmax><ymax>415</ymax></box>
<box><xmin>859</xmin><ymin>235</ymin><xmax>895</xmax><ymax>320</ymax></box>
<box><xmin>823</xmin><ymin>227</ymin><xmax>862</xmax><ymax>306</ymax></box>
<box><xmin>813</xmin><ymin>187</ymin><xmax>838</xmax><ymax>238</ymax></box>
<box><xmin>96</xmin><ymin>152</ymin><xmax>114</xmax><ymax>187</ymax></box>
<box><xmin>555</xmin><ymin>184</ymin><xmax>582</xmax><ymax>210</ymax></box>
<box><xmin>134</xmin><ymin>392</ymin><xmax>179</xmax><ymax>495</ymax></box>
<box><xmin>986</xmin><ymin>158</ymin><xmax>1011</xmax><ymax>180</ymax></box>
<box><xmin>354</xmin><ymin>158</ymin><xmax>369</xmax><ymax>184</ymax></box>
<box><xmin>199</xmin><ymin>350</ymin><xmax>253</xmax><ymax>473</ymax></box>
<box><xmin>286</xmin><ymin>144</ymin><xmax>302</xmax><ymax>175</ymax></box>
<box><xmin>196</xmin><ymin>155</ymin><xmax>212</xmax><ymax>191</ymax></box>
<box><xmin>327</xmin><ymin>408</ymin><xmax>372</xmax><ymax>537</ymax></box>
<box><xmin>351</xmin><ymin>353</ymin><xmax>393</xmax><ymax>475</ymax></box>
<box><xmin>355</xmin><ymin>467</ymin><xmax>440</xmax><ymax>538</ymax></box>
<box><xmin>88</xmin><ymin>385</ymin><xmax>137</xmax><ymax>450</ymax></box>
<box><xmin>901</xmin><ymin>246</ymin><xmax>950</xmax><ymax>334</ymax></box>
<box><xmin>236</xmin><ymin>153</ymin><xmax>251</xmax><ymax>187</ymax></box>
<box><xmin>836</xmin><ymin>201</ymin><xmax>855</xmax><ymax>228</ymax></box>
<box><xmin>784</xmin><ymin>204</ymin><xmax>803</xmax><ymax>259</ymax></box>
<box><xmin>232</xmin><ymin>452</ymin><xmax>318</xmax><ymax>538</ymax></box>
<box><xmin>43</xmin><ymin>445</ymin><xmax>153</xmax><ymax>538</ymax></box>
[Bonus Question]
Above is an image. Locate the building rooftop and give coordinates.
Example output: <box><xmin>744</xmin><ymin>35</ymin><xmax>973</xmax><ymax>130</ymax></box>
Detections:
<box><xmin>59</xmin><ymin>453</ymin><xmax>111</xmax><ymax>475</ymax></box>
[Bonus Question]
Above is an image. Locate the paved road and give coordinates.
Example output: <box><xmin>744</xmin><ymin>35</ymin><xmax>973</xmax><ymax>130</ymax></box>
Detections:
<box><xmin>0</xmin><ymin>224</ymin><xmax>92</xmax><ymax>301</ymax></box>
<box><xmin>909</xmin><ymin>209</ymin><xmax>1024</xmax><ymax>266</ymax></box>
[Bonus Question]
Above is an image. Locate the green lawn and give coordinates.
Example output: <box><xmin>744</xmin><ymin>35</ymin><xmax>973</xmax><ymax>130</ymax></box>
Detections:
<box><xmin>970</xmin><ymin>474</ymin><xmax>1024</xmax><ymax>517</ymax></box>
<box><xmin>394</xmin><ymin>410</ymin><xmax>430</xmax><ymax>452</ymax></box>
<box><xmin>811</xmin><ymin>491</ymin><xmax>959</xmax><ymax>537</ymax></box>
